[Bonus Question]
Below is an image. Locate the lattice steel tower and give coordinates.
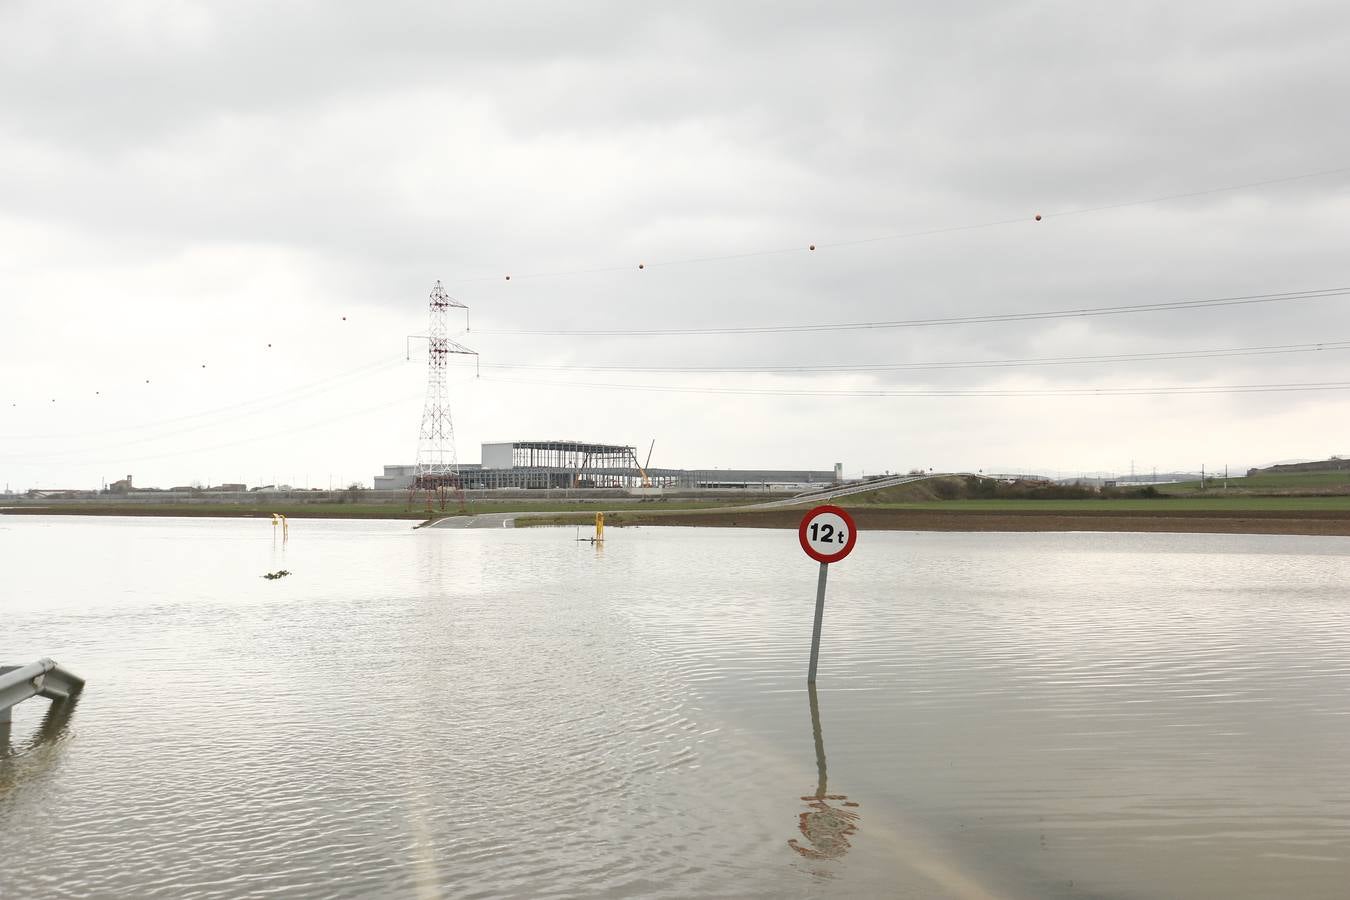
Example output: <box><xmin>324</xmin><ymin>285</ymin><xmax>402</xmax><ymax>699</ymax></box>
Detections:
<box><xmin>413</xmin><ymin>280</ymin><xmax>476</xmax><ymax>507</ymax></box>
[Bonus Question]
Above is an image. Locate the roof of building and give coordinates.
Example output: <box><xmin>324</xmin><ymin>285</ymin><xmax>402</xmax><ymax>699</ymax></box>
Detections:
<box><xmin>488</xmin><ymin>440</ymin><xmax>636</xmax><ymax>453</ymax></box>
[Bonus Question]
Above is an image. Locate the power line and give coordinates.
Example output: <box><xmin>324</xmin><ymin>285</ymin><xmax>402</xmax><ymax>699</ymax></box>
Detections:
<box><xmin>46</xmin><ymin>391</ymin><xmax>425</xmax><ymax>466</ymax></box>
<box><xmin>1</xmin><ymin>369</ymin><xmax>480</xmax><ymax>466</ymax></box>
<box><xmin>4</xmin><ymin>357</ymin><xmax>407</xmax><ymax>441</ymax></box>
<box><xmin>476</xmin><ymin>286</ymin><xmax>1350</xmax><ymax>336</ymax></box>
<box><xmin>1039</xmin><ymin>165</ymin><xmax>1350</xmax><ymax>220</ymax></box>
<box><xmin>451</xmin><ymin>163</ymin><xmax>1350</xmax><ymax>285</ymax></box>
<box><xmin>454</xmin><ymin>338</ymin><xmax>1350</xmax><ymax>375</ymax></box>
<box><xmin>480</xmin><ymin>375</ymin><xmax>1350</xmax><ymax>399</ymax></box>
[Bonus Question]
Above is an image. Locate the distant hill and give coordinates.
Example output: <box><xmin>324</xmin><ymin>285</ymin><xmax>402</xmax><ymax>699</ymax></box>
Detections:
<box><xmin>1055</xmin><ymin>472</ymin><xmax>1199</xmax><ymax>487</ymax></box>
<box><xmin>848</xmin><ymin>475</ymin><xmax>1160</xmax><ymax>503</ymax></box>
<box><xmin>1247</xmin><ymin>457</ymin><xmax>1350</xmax><ymax>477</ymax></box>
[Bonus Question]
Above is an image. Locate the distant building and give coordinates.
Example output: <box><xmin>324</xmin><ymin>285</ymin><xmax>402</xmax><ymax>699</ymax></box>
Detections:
<box><xmin>374</xmin><ymin>465</ymin><xmax>418</xmax><ymax>491</ymax></box>
<box><xmin>107</xmin><ymin>474</ymin><xmax>134</xmax><ymax>494</ymax></box>
<box><xmin>374</xmin><ymin>440</ymin><xmax>836</xmax><ymax>491</ymax></box>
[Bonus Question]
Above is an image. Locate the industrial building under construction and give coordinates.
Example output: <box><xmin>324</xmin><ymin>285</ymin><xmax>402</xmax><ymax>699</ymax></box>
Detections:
<box><xmin>375</xmin><ymin>440</ymin><xmax>839</xmax><ymax>492</ymax></box>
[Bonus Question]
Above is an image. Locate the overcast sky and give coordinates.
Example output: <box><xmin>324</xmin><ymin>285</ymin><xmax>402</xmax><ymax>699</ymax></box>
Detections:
<box><xmin>3</xmin><ymin>0</ymin><xmax>1349</xmax><ymax>489</ymax></box>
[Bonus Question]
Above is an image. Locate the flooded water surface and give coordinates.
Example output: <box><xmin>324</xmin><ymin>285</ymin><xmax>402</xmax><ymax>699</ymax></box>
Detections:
<box><xmin>3</xmin><ymin>517</ymin><xmax>1350</xmax><ymax>898</ymax></box>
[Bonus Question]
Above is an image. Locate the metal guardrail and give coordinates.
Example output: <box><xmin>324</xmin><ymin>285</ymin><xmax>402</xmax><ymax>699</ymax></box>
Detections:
<box><xmin>0</xmin><ymin>659</ymin><xmax>86</xmax><ymax>723</ymax></box>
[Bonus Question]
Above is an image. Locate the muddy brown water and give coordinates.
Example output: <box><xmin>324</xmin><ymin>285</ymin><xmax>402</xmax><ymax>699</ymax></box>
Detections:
<box><xmin>3</xmin><ymin>517</ymin><xmax>1350</xmax><ymax>898</ymax></box>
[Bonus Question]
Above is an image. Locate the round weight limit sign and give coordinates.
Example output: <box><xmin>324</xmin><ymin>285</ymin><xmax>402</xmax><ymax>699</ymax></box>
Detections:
<box><xmin>799</xmin><ymin>505</ymin><xmax>858</xmax><ymax>683</ymax></box>
<box><xmin>799</xmin><ymin>506</ymin><xmax>857</xmax><ymax>564</ymax></box>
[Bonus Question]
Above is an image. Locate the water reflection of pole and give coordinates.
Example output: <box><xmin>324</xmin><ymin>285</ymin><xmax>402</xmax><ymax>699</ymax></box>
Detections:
<box><xmin>809</xmin><ymin>682</ymin><xmax>827</xmax><ymax>798</ymax></box>
<box><xmin>789</xmin><ymin>684</ymin><xmax>861</xmax><ymax>862</ymax></box>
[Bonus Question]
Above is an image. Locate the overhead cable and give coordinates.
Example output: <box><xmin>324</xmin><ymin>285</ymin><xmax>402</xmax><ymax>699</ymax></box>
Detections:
<box><xmin>5</xmin><ymin>356</ymin><xmax>406</xmax><ymax>440</ymax></box>
<box><xmin>479</xmin><ymin>375</ymin><xmax>1350</xmax><ymax>398</ymax></box>
<box><xmin>453</xmin><ymin>339</ymin><xmax>1350</xmax><ymax>375</ymax></box>
<box><xmin>476</xmin><ymin>286</ymin><xmax>1350</xmax><ymax>336</ymax></box>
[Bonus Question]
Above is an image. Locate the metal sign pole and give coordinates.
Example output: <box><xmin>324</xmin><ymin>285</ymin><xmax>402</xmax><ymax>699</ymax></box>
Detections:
<box><xmin>799</xmin><ymin>504</ymin><xmax>857</xmax><ymax>685</ymax></box>
<box><xmin>807</xmin><ymin>561</ymin><xmax>829</xmax><ymax>683</ymax></box>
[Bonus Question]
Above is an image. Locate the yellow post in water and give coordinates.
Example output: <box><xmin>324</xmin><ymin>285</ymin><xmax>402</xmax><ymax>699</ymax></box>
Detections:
<box><xmin>595</xmin><ymin>512</ymin><xmax>605</xmax><ymax>542</ymax></box>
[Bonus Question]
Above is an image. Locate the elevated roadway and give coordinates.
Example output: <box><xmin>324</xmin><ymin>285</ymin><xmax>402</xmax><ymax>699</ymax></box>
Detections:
<box><xmin>748</xmin><ymin>472</ymin><xmax>958</xmax><ymax>509</ymax></box>
<box><xmin>423</xmin><ymin>472</ymin><xmax>1041</xmax><ymax>528</ymax></box>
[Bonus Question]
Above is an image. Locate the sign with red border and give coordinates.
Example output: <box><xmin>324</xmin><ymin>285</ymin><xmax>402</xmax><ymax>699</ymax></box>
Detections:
<box><xmin>798</xmin><ymin>505</ymin><xmax>858</xmax><ymax>564</ymax></box>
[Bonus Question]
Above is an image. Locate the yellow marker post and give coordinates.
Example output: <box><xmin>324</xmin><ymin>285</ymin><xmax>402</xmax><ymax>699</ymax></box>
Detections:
<box><xmin>594</xmin><ymin>512</ymin><xmax>604</xmax><ymax>542</ymax></box>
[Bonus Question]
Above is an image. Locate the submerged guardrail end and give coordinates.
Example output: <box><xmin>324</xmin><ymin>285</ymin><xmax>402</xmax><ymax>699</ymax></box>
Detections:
<box><xmin>0</xmin><ymin>658</ymin><xmax>86</xmax><ymax>722</ymax></box>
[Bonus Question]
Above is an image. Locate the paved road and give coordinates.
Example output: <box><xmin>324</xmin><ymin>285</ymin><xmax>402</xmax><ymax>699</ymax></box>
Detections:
<box><xmin>424</xmin><ymin>511</ymin><xmax>595</xmax><ymax>529</ymax></box>
<box><xmin>424</xmin><ymin>513</ymin><xmax>519</xmax><ymax>529</ymax></box>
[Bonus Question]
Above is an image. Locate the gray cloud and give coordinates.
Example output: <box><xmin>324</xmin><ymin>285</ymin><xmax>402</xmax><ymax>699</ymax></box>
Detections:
<box><xmin>3</xmin><ymin>0</ymin><xmax>1349</xmax><ymax>487</ymax></box>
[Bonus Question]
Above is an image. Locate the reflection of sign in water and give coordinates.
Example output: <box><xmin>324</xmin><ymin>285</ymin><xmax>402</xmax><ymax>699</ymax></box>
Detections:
<box><xmin>790</xmin><ymin>794</ymin><xmax>861</xmax><ymax>861</ymax></box>
<box><xmin>788</xmin><ymin>684</ymin><xmax>861</xmax><ymax>862</ymax></box>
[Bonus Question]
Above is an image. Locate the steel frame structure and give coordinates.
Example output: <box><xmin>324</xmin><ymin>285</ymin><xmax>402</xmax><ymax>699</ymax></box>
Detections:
<box><xmin>459</xmin><ymin>441</ymin><xmax>675</xmax><ymax>489</ymax></box>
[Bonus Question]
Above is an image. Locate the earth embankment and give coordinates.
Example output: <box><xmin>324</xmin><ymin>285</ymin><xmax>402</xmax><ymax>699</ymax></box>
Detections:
<box><xmin>528</xmin><ymin>505</ymin><xmax>1350</xmax><ymax>536</ymax></box>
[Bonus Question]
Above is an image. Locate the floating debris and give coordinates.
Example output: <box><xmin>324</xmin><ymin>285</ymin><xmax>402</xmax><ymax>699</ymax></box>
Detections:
<box><xmin>263</xmin><ymin>570</ymin><xmax>292</xmax><ymax>580</ymax></box>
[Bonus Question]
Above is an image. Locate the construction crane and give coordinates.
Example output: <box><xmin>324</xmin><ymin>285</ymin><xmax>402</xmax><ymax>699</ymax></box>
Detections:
<box><xmin>635</xmin><ymin>439</ymin><xmax>656</xmax><ymax>488</ymax></box>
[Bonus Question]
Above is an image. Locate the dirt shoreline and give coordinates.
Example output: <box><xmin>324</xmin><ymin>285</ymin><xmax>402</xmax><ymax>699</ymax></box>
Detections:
<box><xmin>546</xmin><ymin>507</ymin><xmax>1350</xmax><ymax>536</ymax></box>
<box><xmin>6</xmin><ymin>503</ymin><xmax>1350</xmax><ymax>536</ymax></box>
<box><xmin>0</xmin><ymin>505</ymin><xmax>421</xmax><ymax>519</ymax></box>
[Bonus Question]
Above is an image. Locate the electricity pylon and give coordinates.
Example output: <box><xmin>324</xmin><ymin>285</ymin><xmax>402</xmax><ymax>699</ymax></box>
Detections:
<box><xmin>411</xmin><ymin>280</ymin><xmax>476</xmax><ymax>511</ymax></box>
